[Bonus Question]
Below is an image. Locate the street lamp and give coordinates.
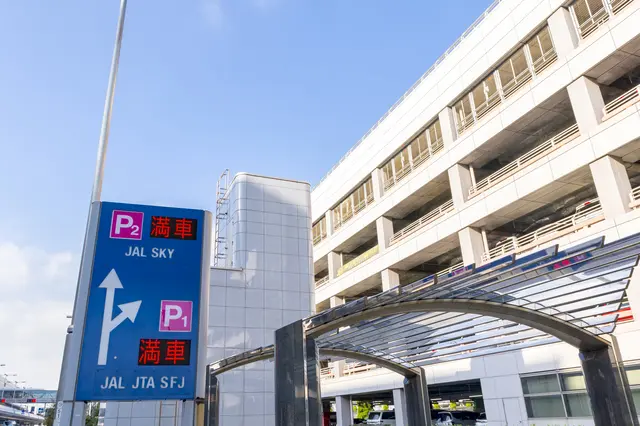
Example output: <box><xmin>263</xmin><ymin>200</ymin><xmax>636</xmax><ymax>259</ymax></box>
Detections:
<box><xmin>15</xmin><ymin>381</ymin><xmax>26</xmax><ymax>399</ymax></box>
<box><xmin>1</xmin><ymin>373</ymin><xmax>17</xmax><ymax>399</ymax></box>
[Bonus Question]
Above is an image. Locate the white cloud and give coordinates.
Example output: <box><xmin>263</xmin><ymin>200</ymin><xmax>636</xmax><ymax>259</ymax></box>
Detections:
<box><xmin>0</xmin><ymin>241</ymin><xmax>77</xmax><ymax>389</ymax></box>
<box><xmin>0</xmin><ymin>243</ymin><xmax>30</xmax><ymax>289</ymax></box>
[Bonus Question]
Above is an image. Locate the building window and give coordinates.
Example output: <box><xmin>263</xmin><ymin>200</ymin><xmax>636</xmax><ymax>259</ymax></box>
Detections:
<box><xmin>331</xmin><ymin>178</ymin><xmax>373</xmax><ymax>230</ymax></box>
<box><xmin>626</xmin><ymin>364</ymin><xmax>640</xmax><ymax>409</ymax></box>
<box><xmin>521</xmin><ymin>372</ymin><xmax>591</xmax><ymax>418</ymax></box>
<box><xmin>380</xmin><ymin>119</ymin><xmax>443</xmax><ymax>192</ymax></box>
<box><xmin>527</xmin><ymin>26</ymin><xmax>556</xmax><ymax>74</ymax></box>
<box><xmin>570</xmin><ymin>0</ymin><xmax>610</xmax><ymax>39</ymax></box>
<box><xmin>312</xmin><ymin>217</ymin><xmax>327</xmax><ymax>246</ymax></box>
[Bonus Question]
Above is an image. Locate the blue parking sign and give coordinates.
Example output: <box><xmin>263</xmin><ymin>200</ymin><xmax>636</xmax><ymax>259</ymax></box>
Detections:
<box><xmin>75</xmin><ymin>202</ymin><xmax>210</xmax><ymax>401</ymax></box>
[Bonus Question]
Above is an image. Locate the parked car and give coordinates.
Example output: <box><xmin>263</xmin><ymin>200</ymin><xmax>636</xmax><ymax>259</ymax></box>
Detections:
<box><xmin>434</xmin><ymin>410</ymin><xmax>481</xmax><ymax>425</ymax></box>
<box><xmin>365</xmin><ymin>410</ymin><xmax>396</xmax><ymax>425</ymax></box>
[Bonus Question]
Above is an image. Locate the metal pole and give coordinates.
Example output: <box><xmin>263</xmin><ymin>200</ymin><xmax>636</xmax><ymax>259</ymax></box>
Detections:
<box><xmin>91</xmin><ymin>0</ymin><xmax>128</xmax><ymax>203</ymax></box>
<box><xmin>54</xmin><ymin>2</ymin><xmax>128</xmax><ymax>426</ymax></box>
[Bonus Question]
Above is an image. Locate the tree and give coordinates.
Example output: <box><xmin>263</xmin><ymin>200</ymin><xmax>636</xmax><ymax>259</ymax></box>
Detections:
<box><xmin>85</xmin><ymin>403</ymin><xmax>99</xmax><ymax>426</ymax></box>
<box><xmin>353</xmin><ymin>401</ymin><xmax>372</xmax><ymax>420</ymax></box>
<box><xmin>44</xmin><ymin>408</ymin><xmax>54</xmax><ymax>426</ymax></box>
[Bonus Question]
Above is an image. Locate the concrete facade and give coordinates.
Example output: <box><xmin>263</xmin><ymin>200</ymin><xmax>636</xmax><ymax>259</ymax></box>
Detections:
<box><xmin>209</xmin><ymin>174</ymin><xmax>314</xmax><ymax>426</ymax></box>
<box><xmin>311</xmin><ymin>0</ymin><xmax>640</xmax><ymax>425</ymax></box>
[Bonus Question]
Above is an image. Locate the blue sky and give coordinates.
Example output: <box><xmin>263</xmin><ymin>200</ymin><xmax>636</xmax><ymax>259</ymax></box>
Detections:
<box><xmin>0</xmin><ymin>0</ymin><xmax>492</xmax><ymax>388</ymax></box>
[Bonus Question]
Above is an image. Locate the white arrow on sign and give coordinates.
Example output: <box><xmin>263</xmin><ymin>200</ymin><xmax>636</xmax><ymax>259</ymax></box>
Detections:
<box><xmin>97</xmin><ymin>269</ymin><xmax>142</xmax><ymax>366</ymax></box>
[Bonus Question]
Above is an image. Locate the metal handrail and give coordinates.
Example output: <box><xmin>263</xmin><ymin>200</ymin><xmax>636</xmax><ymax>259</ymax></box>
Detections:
<box><xmin>344</xmin><ymin>362</ymin><xmax>377</xmax><ymax>375</ymax></box>
<box><xmin>456</xmin><ymin>110</ymin><xmax>476</xmax><ymax>135</ymax></box>
<box><xmin>312</xmin><ymin>232</ymin><xmax>327</xmax><ymax>246</ymax></box>
<box><xmin>609</xmin><ymin>0</ymin><xmax>634</xmax><ymax>13</ymax></box>
<box><xmin>482</xmin><ymin>200</ymin><xmax>604</xmax><ymax>262</ymax></box>
<box><xmin>469</xmin><ymin>124</ymin><xmax>580</xmax><ymax>197</ymax></box>
<box><xmin>602</xmin><ymin>84</ymin><xmax>640</xmax><ymax>120</ymax></box>
<box><xmin>382</xmin><ymin>138</ymin><xmax>445</xmax><ymax>191</ymax></box>
<box><xmin>390</xmin><ymin>200</ymin><xmax>455</xmax><ymax>246</ymax></box>
<box><xmin>334</xmin><ymin>194</ymin><xmax>374</xmax><ymax>231</ymax></box>
<box><xmin>315</xmin><ymin>276</ymin><xmax>330</xmax><ymax>289</ymax></box>
<box><xmin>531</xmin><ymin>48</ymin><xmax>558</xmax><ymax>74</ymax></box>
<box><xmin>474</xmin><ymin>91</ymin><xmax>502</xmax><ymax>121</ymax></box>
<box><xmin>314</xmin><ymin>0</ymin><xmax>504</xmax><ymax>189</ymax></box>
<box><xmin>337</xmin><ymin>245</ymin><xmax>380</xmax><ymax>277</ymax></box>
<box><xmin>501</xmin><ymin>66</ymin><xmax>533</xmax><ymax>99</ymax></box>
<box><xmin>629</xmin><ymin>185</ymin><xmax>640</xmax><ymax>209</ymax></box>
<box><xmin>320</xmin><ymin>366</ymin><xmax>334</xmax><ymax>379</ymax></box>
<box><xmin>573</xmin><ymin>1</ymin><xmax>610</xmax><ymax>39</ymax></box>
<box><xmin>437</xmin><ymin>262</ymin><xmax>465</xmax><ymax>277</ymax></box>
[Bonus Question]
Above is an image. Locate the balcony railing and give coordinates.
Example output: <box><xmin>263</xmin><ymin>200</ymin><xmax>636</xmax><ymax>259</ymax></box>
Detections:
<box><xmin>383</xmin><ymin>138</ymin><xmax>445</xmax><ymax>191</ymax></box>
<box><xmin>571</xmin><ymin>0</ymin><xmax>635</xmax><ymax>39</ymax></box>
<box><xmin>389</xmin><ymin>200</ymin><xmax>455</xmax><ymax>246</ymax></box>
<box><xmin>474</xmin><ymin>91</ymin><xmax>502</xmax><ymax>122</ymax></box>
<box><xmin>437</xmin><ymin>261</ymin><xmax>464</xmax><ymax>277</ymax></box>
<box><xmin>312</xmin><ymin>232</ymin><xmax>327</xmax><ymax>246</ymax></box>
<box><xmin>629</xmin><ymin>185</ymin><xmax>640</xmax><ymax>209</ymax></box>
<box><xmin>602</xmin><ymin>85</ymin><xmax>640</xmax><ymax>121</ymax></box>
<box><xmin>333</xmin><ymin>193</ymin><xmax>374</xmax><ymax>231</ymax></box>
<box><xmin>344</xmin><ymin>362</ymin><xmax>377</xmax><ymax>375</ymax></box>
<box><xmin>336</xmin><ymin>245</ymin><xmax>379</xmax><ymax>277</ymax></box>
<box><xmin>531</xmin><ymin>47</ymin><xmax>558</xmax><ymax>75</ymax></box>
<box><xmin>482</xmin><ymin>199</ymin><xmax>604</xmax><ymax>262</ymax></box>
<box><xmin>315</xmin><ymin>276</ymin><xmax>330</xmax><ymax>289</ymax></box>
<box><xmin>572</xmin><ymin>0</ymin><xmax>610</xmax><ymax>39</ymax></box>
<box><xmin>468</xmin><ymin>124</ymin><xmax>580</xmax><ymax>198</ymax></box>
<box><xmin>320</xmin><ymin>367</ymin><xmax>334</xmax><ymax>380</ymax></box>
<box><xmin>320</xmin><ymin>362</ymin><xmax>379</xmax><ymax>380</ymax></box>
<box><xmin>610</xmin><ymin>0</ymin><xmax>634</xmax><ymax>13</ymax></box>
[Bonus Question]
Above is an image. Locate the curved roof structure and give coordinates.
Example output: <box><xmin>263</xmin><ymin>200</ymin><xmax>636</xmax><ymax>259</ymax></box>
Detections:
<box><xmin>211</xmin><ymin>233</ymin><xmax>640</xmax><ymax>375</ymax></box>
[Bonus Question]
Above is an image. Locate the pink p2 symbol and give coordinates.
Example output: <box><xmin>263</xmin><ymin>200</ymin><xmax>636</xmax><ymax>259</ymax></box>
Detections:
<box><xmin>110</xmin><ymin>210</ymin><xmax>144</xmax><ymax>240</ymax></box>
<box><xmin>159</xmin><ymin>301</ymin><xmax>193</xmax><ymax>332</ymax></box>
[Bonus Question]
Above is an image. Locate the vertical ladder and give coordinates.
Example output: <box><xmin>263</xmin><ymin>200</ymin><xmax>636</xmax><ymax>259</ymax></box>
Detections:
<box><xmin>213</xmin><ymin>169</ymin><xmax>230</xmax><ymax>267</ymax></box>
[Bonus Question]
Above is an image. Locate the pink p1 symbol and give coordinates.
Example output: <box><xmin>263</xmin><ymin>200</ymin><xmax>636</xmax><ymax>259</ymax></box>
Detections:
<box><xmin>159</xmin><ymin>300</ymin><xmax>193</xmax><ymax>332</ymax></box>
<box><xmin>110</xmin><ymin>210</ymin><xmax>144</xmax><ymax>240</ymax></box>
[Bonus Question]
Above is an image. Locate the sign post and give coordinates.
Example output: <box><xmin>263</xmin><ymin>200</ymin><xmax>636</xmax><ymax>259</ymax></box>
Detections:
<box><xmin>55</xmin><ymin>202</ymin><xmax>211</xmax><ymax>426</ymax></box>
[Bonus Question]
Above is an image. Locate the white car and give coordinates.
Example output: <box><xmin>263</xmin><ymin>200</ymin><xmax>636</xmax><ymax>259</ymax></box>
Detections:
<box><xmin>365</xmin><ymin>410</ymin><xmax>396</xmax><ymax>425</ymax></box>
<box><xmin>434</xmin><ymin>411</ymin><xmax>481</xmax><ymax>425</ymax></box>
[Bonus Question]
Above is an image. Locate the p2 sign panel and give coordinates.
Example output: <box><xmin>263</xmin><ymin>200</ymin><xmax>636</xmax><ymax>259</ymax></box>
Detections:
<box><xmin>76</xmin><ymin>202</ymin><xmax>209</xmax><ymax>401</ymax></box>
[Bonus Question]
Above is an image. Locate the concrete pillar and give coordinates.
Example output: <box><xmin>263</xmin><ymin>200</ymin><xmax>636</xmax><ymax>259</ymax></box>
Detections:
<box><xmin>590</xmin><ymin>156</ymin><xmax>633</xmax><ymax>220</ymax></box>
<box><xmin>328</xmin><ymin>252</ymin><xmax>342</xmax><ymax>280</ymax></box>
<box><xmin>567</xmin><ymin>76</ymin><xmax>605</xmax><ymax>135</ymax></box>
<box><xmin>335</xmin><ymin>396</ymin><xmax>352</xmax><ymax>426</ymax></box>
<box><xmin>381</xmin><ymin>268</ymin><xmax>400</xmax><ymax>291</ymax></box>
<box><xmin>371</xmin><ymin>168</ymin><xmax>385</xmax><ymax>199</ymax></box>
<box><xmin>325</xmin><ymin>211</ymin><xmax>333</xmax><ymax>236</ymax></box>
<box><xmin>459</xmin><ymin>227</ymin><xmax>485</xmax><ymax>266</ymax></box>
<box><xmin>580</xmin><ymin>340</ymin><xmax>638</xmax><ymax>426</ymax></box>
<box><xmin>404</xmin><ymin>371</ymin><xmax>431</xmax><ymax>426</ymax></box>
<box><xmin>274</xmin><ymin>320</ymin><xmax>322</xmax><ymax>426</ymax></box>
<box><xmin>438</xmin><ymin>107</ymin><xmax>458</xmax><ymax>148</ymax></box>
<box><xmin>329</xmin><ymin>295</ymin><xmax>347</xmax><ymax>376</ymax></box>
<box><xmin>204</xmin><ymin>367</ymin><xmax>220</xmax><ymax>426</ymax></box>
<box><xmin>547</xmin><ymin>7</ymin><xmax>580</xmax><ymax>60</ymax></box>
<box><xmin>329</xmin><ymin>295</ymin><xmax>345</xmax><ymax>308</ymax></box>
<box><xmin>376</xmin><ymin>216</ymin><xmax>394</xmax><ymax>251</ymax></box>
<box><xmin>392</xmin><ymin>389</ymin><xmax>408</xmax><ymax>426</ymax></box>
<box><xmin>448</xmin><ymin>164</ymin><xmax>473</xmax><ymax>210</ymax></box>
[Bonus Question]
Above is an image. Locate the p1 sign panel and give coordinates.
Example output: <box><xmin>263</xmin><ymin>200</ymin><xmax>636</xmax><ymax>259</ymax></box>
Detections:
<box><xmin>76</xmin><ymin>202</ymin><xmax>209</xmax><ymax>401</ymax></box>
